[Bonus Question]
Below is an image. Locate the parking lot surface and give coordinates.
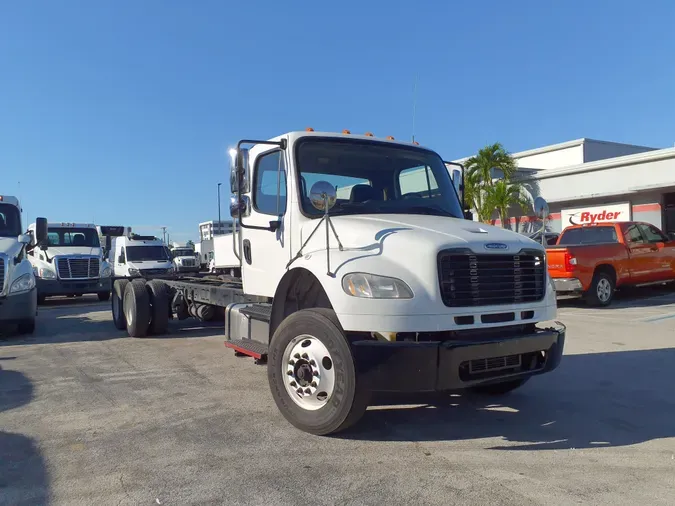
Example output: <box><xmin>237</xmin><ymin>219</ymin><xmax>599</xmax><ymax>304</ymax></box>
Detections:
<box><xmin>1</xmin><ymin>290</ymin><xmax>674</xmax><ymax>506</ymax></box>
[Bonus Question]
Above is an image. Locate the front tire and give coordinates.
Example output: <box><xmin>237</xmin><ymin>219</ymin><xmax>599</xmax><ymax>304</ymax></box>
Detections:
<box><xmin>267</xmin><ymin>308</ymin><xmax>369</xmax><ymax>436</ymax></box>
<box><xmin>470</xmin><ymin>378</ymin><xmax>529</xmax><ymax>396</ymax></box>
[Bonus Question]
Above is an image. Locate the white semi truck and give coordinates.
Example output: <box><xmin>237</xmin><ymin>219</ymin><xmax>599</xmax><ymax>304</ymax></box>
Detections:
<box><xmin>27</xmin><ymin>222</ymin><xmax>113</xmax><ymax>304</ymax></box>
<box><xmin>210</xmin><ymin>233</ymin><xmax>241</xmax><ymax>276</ymax></box>
<box><xmin>170</xmin><ymin>244</ymin><xmax>199</xmax><ymax>274</ymax></box>
<box><xmin>109</xmin><ymin>130</ymin><xmax>566</xmax><ymax>435</ymax></box>
<box><xmin>0</xmin><ymin>195</ymin><xmax>47</xmax><ymax>333</ymax></box>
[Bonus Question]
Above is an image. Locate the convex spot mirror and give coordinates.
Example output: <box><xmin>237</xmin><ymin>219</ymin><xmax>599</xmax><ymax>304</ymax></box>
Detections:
<box><xmin>229</xmin><ymin>147</ymin><xmax>250</xmax><ymax>194</ymax></box>
<box><xmin>230</xmin><ymin>194</ymin><xmax>251</xmax><ymax>218</ymax></box>
<box><xmin>309</xmin><ymin>181</ymin><xmax>337</xmax><ymax>211</ymax></box>
<box><xmin>534</xmin><ymin>197</ymin><xmax>549</xmax><ymax>220</ymax></box>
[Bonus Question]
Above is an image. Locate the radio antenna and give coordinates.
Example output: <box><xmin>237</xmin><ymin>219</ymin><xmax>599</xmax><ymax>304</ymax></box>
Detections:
<box><xmin>411</xmin><ymin>75</ymin><xmax>418</xmax><ymax>143</ymax></box>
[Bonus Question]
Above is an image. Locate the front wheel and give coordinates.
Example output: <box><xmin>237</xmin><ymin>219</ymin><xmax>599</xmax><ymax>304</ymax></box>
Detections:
<box><xmin>17</xmin><ymin>319</ymin><xmax>36</xmax><ymax>335</ymax></box>
<box><xmin>267</xmin><ymin>308</ymin><xmax>370</xmax><ymax>436</ymax></box>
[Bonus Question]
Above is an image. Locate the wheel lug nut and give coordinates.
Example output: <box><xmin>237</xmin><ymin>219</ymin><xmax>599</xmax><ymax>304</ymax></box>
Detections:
<box><xmin>294</xmin><ymin>353</ymin><xmax>301</xmax><ymax>359</ymax></box>
<box><xmin>311</xmin><ymin>381</ymin><xmax>317</xmax><ymax>387</ymax></box>
<box><xmin>301</xmin><ymin>353</ymin><xmax>309</xmax><ymax>359</ymax></box>
<box><xmin>290</xmin><ymin>381</ymin><xmax>297</xmax><ymax>387</ymax></box>
<box><xmin>289</xmin><ymin>360</ymin><xmax>295</xmax><ymax>365</ymax></box>
<box><xmin>310</xmin><ymin>360</ymin><xmax>316</xmax><ymax>366</ymax></box>
<box><xmin>304</xmin><ymin>388</ymin><xmax>311</xmax><ymax>394</ymax></box>
<box><xmin>296</xmin><ymin>388</ymin><xmax>303</xmax><ymax>395</ymax></box>
<box><xmin>287</xmin><ymin>370</ymin><xmax>293</xmax><ymax>376</ymax></box>
<box><xmin>313</xmin><ymin>371</ymin><xmax>319</xmax><ymax>376</ymax></box>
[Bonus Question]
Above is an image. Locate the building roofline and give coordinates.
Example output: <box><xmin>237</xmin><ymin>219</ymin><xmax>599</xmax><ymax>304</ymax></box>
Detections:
<box><xmin>516</xmin><ymin>145</ymin><xmax>675</xmax><ymax>182</ymax></box>
<box><xmin>453</xmin><ymin>138</ymin><xmax>658</xmax><ymax>164</ymax></box>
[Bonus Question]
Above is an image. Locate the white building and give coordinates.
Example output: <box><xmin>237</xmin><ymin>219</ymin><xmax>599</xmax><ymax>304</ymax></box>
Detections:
<box><xmin>449</xmin><ymin>138</ymin><xmax>675</xmax><ymax>238</ymax></box>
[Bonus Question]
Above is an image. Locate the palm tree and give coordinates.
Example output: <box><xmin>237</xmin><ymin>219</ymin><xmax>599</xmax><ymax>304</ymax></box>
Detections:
<box><xmin>485</xmin><ymin>179</ymin><xmax>530</xmax><ymax>229</ymax></box>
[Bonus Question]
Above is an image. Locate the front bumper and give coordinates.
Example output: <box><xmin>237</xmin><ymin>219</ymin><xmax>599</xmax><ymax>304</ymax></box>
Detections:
<box><xmin>553</xmin><ymin>278</ymin><xmax>583</xmax><ymax>294</ymax></box>
<box><xmin>176</xmin><ymin>265</ymin><xmax>200</xmax><ymax>273</ymax></box>
<box><xmin>37</xmin><ymin>277</ymin><xmax>111</xmax><ymax>296</ymax></box>
<box><xmin>0</xmin><ymin>287</ymin><xmax>37</xmax><ymax>323</ymax></box>
<box><xmin>351</xmin><ymin>322</ymin><xmax>566</xmax><ymax>392</ymax></box>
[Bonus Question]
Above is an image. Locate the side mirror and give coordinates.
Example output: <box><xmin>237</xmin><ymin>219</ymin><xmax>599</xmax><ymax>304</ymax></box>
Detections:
<box><xmin>463</xmin><ymin>210</ymin><xmax>474</xmax><ymax>221</ymax></box>
<box><xmin>35</xmin><ymin>217</ymin><xmax>48</xmax><ymax>245</ymax></box>
<box><xmin>309</xmin><ymin>181</ymin><xmax>337</xmax><ymax>211</ymax></box>
<box><xmin>117</xmin><ymin>255</ymin><xmax>124</xmax><ymax>264</ymax></box>
<box><xmin>18</xmin><ymin>234</ymin><xmax>31</xmax><ymax>245</ymax></box>
<box><xmin>230</xmin><ymin>195</ymin><xmax>251</xmax><ymax>219</ymax></box>
<box><xmin>451</xmin><ymin>168</ymin><xmax>463</xmax><ymax>198</ymax></box>
<box><xmin>229</xmin><ymin>147</ymin><xmax>250</xmax><ymax>194</ymax></box>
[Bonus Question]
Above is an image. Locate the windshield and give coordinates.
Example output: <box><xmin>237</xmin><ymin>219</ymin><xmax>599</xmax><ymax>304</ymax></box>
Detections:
<box><xmin>295</xmin><ymin>138</ymin><xmax>464</xmax><ymax>219</ymax></box>
<box><xmin>558</xmin><ymin>226</ymin><xmax>618</xmax><ymax>245</ymax></box>
<box><xmin>47</xmin><ymin>227</ymin><xmax>100</xmax><ymax>247</ymax></box>
<box><xmin>172</xmin><ymin>249</ymin><xmax>193</xmax><ymax>258</ymax></box>
<box><xmin>0</xmin><ymin>203</ymin><xmax>21</xmax><ymax>238</ymax></box>
<box><xmin>127</xmin><ymin>245</ymin><xmax>170</xmax><ymax>262</ymax></box>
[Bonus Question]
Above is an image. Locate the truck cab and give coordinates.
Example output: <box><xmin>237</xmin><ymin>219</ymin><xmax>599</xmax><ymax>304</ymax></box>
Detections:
<box><xmin>110</xmin><ymin>234</ymin><xmax>175</xmax><ymax>278</ymax></box>
<box><xmin>27</xmin><ymin>222</ymin><xmax>113</xmax><ymax>303</ymax></box>
<box><xmin>170</xmin><ymin>246</ymin><xmax>199</xmax><ymax>274</ymax></box>
<box><xmin>0</xmin><ymin>195</ymin><xmax>47</xmax><ymax>333</ymax></box>
<box><xmin>224</xmin><ymin>130</ymin><xmax>564</xmax><ymax>434</ymax></box>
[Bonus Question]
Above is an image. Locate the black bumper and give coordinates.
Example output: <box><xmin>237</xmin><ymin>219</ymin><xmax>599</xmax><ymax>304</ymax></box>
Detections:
<box><xmin>351</xmin><ymin>323</ymin><xmax>566</xmax><ymax>392</ymax></box>
<box><xmin>37</xmin><ymin>278</ymin><xmax>111</xmax><ymax>296</ymax></box>
<box><xmin>0</xmin><ymin>288</ymin><xmax>37</xmax><ymax>324</ymax></box>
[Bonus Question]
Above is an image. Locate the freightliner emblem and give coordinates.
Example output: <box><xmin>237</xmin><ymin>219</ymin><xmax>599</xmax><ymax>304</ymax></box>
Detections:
<box><xmin>484</xmin><ymin>243</ymin><xmax>508</xmax><ymax>250</ymax></box>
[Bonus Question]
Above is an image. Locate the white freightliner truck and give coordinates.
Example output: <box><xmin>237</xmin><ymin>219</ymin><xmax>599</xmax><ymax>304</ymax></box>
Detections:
<box><xmin>0</xmin><ymin>195</ymin><xmax>47</xmax><ymax>333</ymax></box>
<box><xmin>27</xmin><ymin>222</ymin><xmax>114</xmax><ymax>304</ymax></box>
<box><xmin>170</xmin><ymin>244</ymin><xmax>199</xmax><ymax>274</ymax></box>
<box><xmin>109</xmin><ymin>130</ymin><xmax>566</xmax><ymax>435</ymax></box>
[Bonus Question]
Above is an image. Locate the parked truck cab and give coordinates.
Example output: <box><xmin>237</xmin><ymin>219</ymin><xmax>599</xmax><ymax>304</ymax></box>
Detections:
<box><xmin>171</xmin><ymin>246</ymin><xmax>199</xmax><ymax>274</ymax></box>
<box><xmin>27</xmin><ymin>222</ymin><xmax>113</xmax><ymax>304</ymax></box>
<box><xmin>0</xmin><ymin>195</ymin><xmax>47</xmax><ymax>333</ymax></box>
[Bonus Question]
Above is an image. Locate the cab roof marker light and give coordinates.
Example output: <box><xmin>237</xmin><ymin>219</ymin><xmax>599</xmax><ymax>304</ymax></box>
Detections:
<box><xmin>305</xmin><ymin>127</ymin><xmax>314</xmax><ymax>132</ymax></box>
<box><xmin>364</xmin><ymin>132</ymin><xmax>374</xmax><ymax>137</ymax></box>
<box><xmin>386</xmin><ymin>136</ymin><xmax>395</xmax><ymax>140</ymax></box>
<box><xmin>342</xmin><ymin>129</ymin><xmax>351</xmax><ymax>134</ymax></box>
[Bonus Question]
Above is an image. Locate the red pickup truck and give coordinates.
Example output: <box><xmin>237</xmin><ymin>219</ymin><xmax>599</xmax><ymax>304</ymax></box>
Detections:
<box><xmin>546</xmin><ymin>221</ymin><xmax>675</xmax><ymax>306</ymax></box>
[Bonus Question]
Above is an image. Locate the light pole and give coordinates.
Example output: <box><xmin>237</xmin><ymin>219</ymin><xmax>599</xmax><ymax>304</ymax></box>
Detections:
<box><xmin>217</xmin><ymin>182</ymin><xmax>222</xmax><ymax>233</ymax></box>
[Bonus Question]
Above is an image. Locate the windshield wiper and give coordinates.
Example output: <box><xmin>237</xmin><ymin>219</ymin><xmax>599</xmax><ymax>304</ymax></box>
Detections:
<box><xmin>405</xmin><ymin>205</ymin><xmax>457</xmax><ymax>217</ymax></box>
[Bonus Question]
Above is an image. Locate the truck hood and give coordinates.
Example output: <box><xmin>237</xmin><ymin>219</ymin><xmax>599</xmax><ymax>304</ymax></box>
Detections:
<box><xmin>301</xmin><ymin>214</ymin><xmax>540</xmax><ymax>255</ymax></box>
<box><xmin>45</xmin><ymin>246</ymin><xmax>103</xmax><ymax>257</ymax></box>
<box><xmin>0</xmin><ymin>237</ymin><xmax>22</xmax><ymax>257</ymax></box>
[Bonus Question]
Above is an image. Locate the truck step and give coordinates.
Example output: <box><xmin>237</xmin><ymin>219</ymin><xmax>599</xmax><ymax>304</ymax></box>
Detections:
<box><xmin>240</xmin><ymin>303</ymin><xmax>272</xmax><ymax>323</ymax></box>
<box><xmin>224</xmin><ymin>339</ymin><xmax>268</xmax><ymax>364</ymax></box>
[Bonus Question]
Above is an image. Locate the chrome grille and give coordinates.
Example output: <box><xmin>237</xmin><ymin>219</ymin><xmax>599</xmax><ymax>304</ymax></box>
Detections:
<box><xmin>438</xmin><ymin>249</ymin><xmax>546</xmax><ymax>307</ymax></box>
<box><xmin>56</xmin><ymin>257</ymin><xmax>100</xmax><ymax>279</ymax></box>
<box><xmin>182</xmin><ymin>258</ymin><xmax>195</xmax><ymax>267</ymax></box>
<box><xmin>0</xmin><ymin>256</ymin><xmax>5</xmax><ymax>294</ymax></box>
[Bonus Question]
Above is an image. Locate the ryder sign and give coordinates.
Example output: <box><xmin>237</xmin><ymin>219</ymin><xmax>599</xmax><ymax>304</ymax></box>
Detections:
<box><xmin>562</xmin><ymin>202</ymin><xmax>631</xmax><ymax>226</ymax></box>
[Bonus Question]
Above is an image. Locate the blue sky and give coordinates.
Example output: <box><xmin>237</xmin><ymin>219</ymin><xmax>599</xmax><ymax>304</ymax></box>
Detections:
<box><xmin>1</xmin><ymin>0</ymin><xmax>674</xmax><ymax>243</ymax></box>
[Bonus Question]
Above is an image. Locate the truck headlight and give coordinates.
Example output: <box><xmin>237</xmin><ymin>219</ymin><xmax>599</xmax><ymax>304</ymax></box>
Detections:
<box><xmin>342</xmin><ymin>273</ymin><xmax>413</xmax><ymax>299</ymax></box>
<box><xmin>10</xmin><ymin>273</ymin><xmax>36</xmax><ymax>294</ymax></box>
<box><xmin>128</xmin><ymin>268</ymin><xmax>140</xmax><ymax>276</ymax></box>
<box><xmin>38</xmin><ymin>268</ymin><xmax>57</xmax><ymax>280</ymax></box>
<box><xmin>101</xmin><ymin>266</ymin><xmax>112</xmax><ymax>277</ymax></box>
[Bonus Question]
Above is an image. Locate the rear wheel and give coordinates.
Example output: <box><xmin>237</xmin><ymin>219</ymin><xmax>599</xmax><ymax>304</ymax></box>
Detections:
<box><xmin>98</xmin><ymin>291</ymin><xmax>110</xmax><ymax>302</ymax></box>
<box><xmin>146</xmin><ymin>280</ymin><xmax>170</xmax><ymax>335</ymax></box>
<box><xmin>123</xmin><ymin>280</ymin><xmax>150</xmax><ymax>337</ymax></box>
<box><xmin>112</xmin><ymin>280</ymin><xmax>129</xmax><ymax>330</ymax></box>
<box><xmin>268</xmin><ymin>308</ymin><xmax>369</xmax><ymax>436</ymax></box>
<box><xmin>470</xmin><ymin>378</ymin><xmax>529</xmax><ymax>396</ymax></box>
<box><xmin>585</xmin><ymin>271</ymin><xmax>615</xmax><ymax>306</ymax></box>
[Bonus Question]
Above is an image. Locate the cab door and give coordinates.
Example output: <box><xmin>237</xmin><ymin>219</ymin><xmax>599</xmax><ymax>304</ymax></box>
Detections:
<box><xmin>622</xmin><ymin>224</ymin><xmax>652</xmax><ymax>283</ymax></box>
<box><xmin>239</xmin><ymin>147</ymin><xmax>291</xmax><ymax>297</ymax></box>
<box><xmin>637</xmin><ymin>223</ymin><xmax>675</xmax><ymax>281</ymax></box>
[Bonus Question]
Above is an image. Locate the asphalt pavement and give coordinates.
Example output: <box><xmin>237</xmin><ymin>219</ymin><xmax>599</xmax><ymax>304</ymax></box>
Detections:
<box><xmin>1</xmin><ymin>289</ymin><xmax>674</xmax><ymax>505</ymax></box>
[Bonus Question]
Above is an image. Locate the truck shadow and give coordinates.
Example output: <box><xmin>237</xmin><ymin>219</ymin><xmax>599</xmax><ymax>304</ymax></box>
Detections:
<box><xmin>0</xmin><ymin>366</ymin><xmax>50</xmax><ymax>505</ymax></box>
<box><xmin>558</xmin><ymin>284</ymin><xmax>675</xmax><ymax>310</ymax></box>
<box><xmin>344</xmin><ymin>348</ymin><xmax>675</xmax><ymax>450</ymax></box>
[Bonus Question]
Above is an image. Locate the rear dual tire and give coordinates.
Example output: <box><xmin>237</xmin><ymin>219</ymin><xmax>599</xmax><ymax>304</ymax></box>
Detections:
<box><xmin>267</xmin><ymin>308</ymin><xmax>369</xmax><ymax>436</ymax></box>
<box><xmin>113</xmin><ymin>279</ymin><xmax>170</xmax><ymax>337</ymax></box>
